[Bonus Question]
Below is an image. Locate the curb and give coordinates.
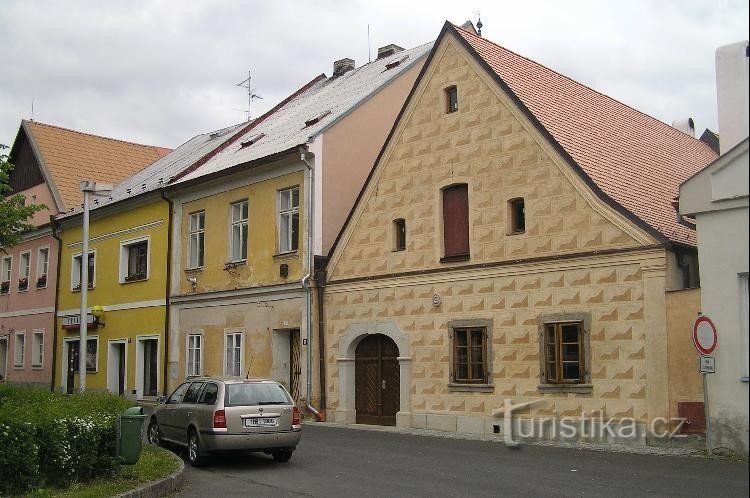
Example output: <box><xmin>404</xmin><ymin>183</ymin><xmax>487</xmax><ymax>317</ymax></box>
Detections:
<box><xmin>115</xmin><ymin>448</ymin><xmax>185</xmax><ymax>498</ymax></box>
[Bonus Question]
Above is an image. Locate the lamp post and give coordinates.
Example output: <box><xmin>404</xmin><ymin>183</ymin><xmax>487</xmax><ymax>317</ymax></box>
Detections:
<box><xmin>79</xmin><ymin>180</ymin><xmax>112</xmax><ymax>392</ymax></box>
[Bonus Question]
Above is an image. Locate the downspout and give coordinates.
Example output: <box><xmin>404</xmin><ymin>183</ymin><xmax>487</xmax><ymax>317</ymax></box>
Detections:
<box><xmin>300</xmin><ymin>146</ymin><xmax>323</xmax><ymax>421</ymax></box>
<box><xmin>161</xmin><ymin>190</ymin><xmax>173</xmax><ymax>397</ymax></box>
<box><xmin>315</xmin><ymin>260</ymin><xmax>327</xmax><ymax>410</ymax></box>
<box><xmin>50</xmin><ymin>216</ymin><xmax>63</xmax><ymax>393</ymax></box>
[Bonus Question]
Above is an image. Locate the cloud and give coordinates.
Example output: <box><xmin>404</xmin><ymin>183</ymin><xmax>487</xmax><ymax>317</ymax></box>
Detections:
<box><xmin>1</xmin><ymin>0</ymin><xmax>747</xmax><ymax>149</ymax></box>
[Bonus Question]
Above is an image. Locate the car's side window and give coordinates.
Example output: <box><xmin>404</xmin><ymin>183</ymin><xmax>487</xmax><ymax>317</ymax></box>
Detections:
<box><xmin>183</xmin><ymin>382</ymin><xmax>205</xmax><ymax>404</ymax></box>
<box><xmin>199</xmin><ymin>383</ymin><xmax>219</xmax><ymax>405</ymax></box>
<box><xmin>167</xmin><ymin>382</ymin><xmax>190</xmax><ymax>404</ymax></box>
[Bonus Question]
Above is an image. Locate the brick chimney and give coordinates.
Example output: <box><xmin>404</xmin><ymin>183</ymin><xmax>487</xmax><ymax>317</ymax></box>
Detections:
<box><xmin>377</xmin><ymin>44</ymin><xmax>404</xmax><ymax>60</ymax></box>
<box><xmin>333</xmin><ymin>58</ymin><xmax>355</xmax><ymax>77</ymax></box>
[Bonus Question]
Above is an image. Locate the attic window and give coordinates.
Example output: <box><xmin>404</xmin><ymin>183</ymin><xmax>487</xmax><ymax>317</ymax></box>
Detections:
<box><xmin>385</xmin><ymin>55</ymin><xmax>409</xmax><ymax>70</ymax></box>
<box><xmin>240</xmin><ymin>133</ymin><xmax>265</xmax><ymax>148</ymax></box>
<box><xmin>304</xmin><ymin>110</ymin><xmax>332</xmax><ymax>128</ymax></box>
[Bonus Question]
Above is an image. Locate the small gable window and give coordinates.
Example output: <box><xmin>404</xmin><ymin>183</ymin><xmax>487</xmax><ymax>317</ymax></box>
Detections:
<box><xmin>445</xmin><ymin>86</ymin><xmax>458</xmax><ymax>113</ymax></box>
<box><xmin>441</xmin><ymin>183</ymin><xmax>470</xmax><ymax>262</ymax></box>
<box><xmin>508</xmin><ymin>198</ymin><xmax>525</xmax><ymax>234</ymax></box>
<box><xmin>304</xmin><ymin>110</ymin><xmax>332</xmax><ymax>128</ymax></box>
<box><xmin>393</xmin><ymin>218</ymin><xmax>406</xmax><ymax>251</ymax></box>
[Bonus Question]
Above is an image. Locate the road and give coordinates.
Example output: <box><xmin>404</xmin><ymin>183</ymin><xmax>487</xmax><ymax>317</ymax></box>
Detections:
<box><xmin>174</xmin><ymin>424</ymin><xmax>748</xmax><ymax>497</ymax></box>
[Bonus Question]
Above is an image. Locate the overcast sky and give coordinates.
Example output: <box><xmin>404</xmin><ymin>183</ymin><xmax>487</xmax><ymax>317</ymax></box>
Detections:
<box><xmin>1</xmin><ymin>0</ymin><xmax>747</xmax><ymax>151</ymax></box>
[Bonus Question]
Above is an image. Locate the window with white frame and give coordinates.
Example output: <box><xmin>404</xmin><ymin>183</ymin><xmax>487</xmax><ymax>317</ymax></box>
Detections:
<box><xmin>278</xmin><ymin>187</ymin><xmax>300</xmax><ymax>253</ymax></box>
<box><xmin>225</xmin><ymin>331</ymin><xmax>243</xmax><ymax>376</ymax></box>
<box><xmin>32</xmin><ymin>330</ymin><xmax>44</xmax><ymax>367</ymax></box>
<box><xmin>72</xmin><ymin>252</ymin><xmax>95</xmax><ymax>291</ymax></box>
<box><xmin>187</xmin><ymin>333</ymin><xmax>202</xmax><ymax>377</ymax></box>
<box><xmin>120</xmin><ymin>237</ymin><xmax>149</xmax><ymax>282</ymax></box>
<box><xmin>18</xmin><ymin>252</ymin><xmax>30</xmax><ymax>291</ymax></box>
<box><xmin>37</xmin><ymin>247</ymin><xmax>49</xmax><ymax>288</ymax></box>
<box><xmin>230</xmin><ymin>201</ymin><xmax>248</xmax><ymax>262</ymax></box>
<box><xmin>1</xmin><ymin>255</ymin><xmax>12</xmax><ymax>294</ymax></box>
<box><xmin>14</xmin><ymin>331</ymin><xmax>25</xmax><ymax>367</ymax></box>
<box><xmin>188</xmin><ymin>211</ymin><xmax>205</xmax><ymax>269</ymax></box>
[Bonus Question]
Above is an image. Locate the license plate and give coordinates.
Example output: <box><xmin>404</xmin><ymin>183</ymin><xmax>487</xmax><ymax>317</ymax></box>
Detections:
<box><xmin>244</xmin><ymin>417</ymin><xmax>278</xmax><ymax>428</ymax></box>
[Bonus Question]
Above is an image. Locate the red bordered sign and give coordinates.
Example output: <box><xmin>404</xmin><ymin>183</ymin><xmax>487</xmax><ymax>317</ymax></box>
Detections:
<box><xmin>693</xmin><ymin>315</ymin><xmax>718</xmax><ymax>355</ymax></box>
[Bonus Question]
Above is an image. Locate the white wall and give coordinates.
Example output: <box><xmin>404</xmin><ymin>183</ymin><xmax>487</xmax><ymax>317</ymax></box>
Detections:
<box><xmin>716</xmin><ymin>41</ymin><xmax>749</xmax><ymax>154</ymax></box>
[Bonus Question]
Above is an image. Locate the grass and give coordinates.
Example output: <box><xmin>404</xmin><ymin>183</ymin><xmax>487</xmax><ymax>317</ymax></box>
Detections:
<box><xmin>24</xmin><ymin>445</ymin><xmax>180</xmax><ymax>498</ymax></box>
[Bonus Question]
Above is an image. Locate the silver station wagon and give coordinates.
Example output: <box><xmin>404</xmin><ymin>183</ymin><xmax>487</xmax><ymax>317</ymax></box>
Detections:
<box><xmin>147</xmin><ymin>377</ymin><xmax>302</xmax><ymax>466</ymax></box>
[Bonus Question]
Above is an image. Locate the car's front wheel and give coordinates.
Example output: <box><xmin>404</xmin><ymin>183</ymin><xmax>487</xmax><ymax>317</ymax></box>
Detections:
<box><xmin>271</xmin><ymin>448</ymin><xmax>294</xmax><ymax>463</ymax></box>
<box><xmin>147</xmin><ymin>419</ymin><xmax>161</xmax><ymax>446</ymax></box>
<box><xmin>187</xmin><ymin>430</ymin><xmax>204</xmax><ymax>466</ymax></box>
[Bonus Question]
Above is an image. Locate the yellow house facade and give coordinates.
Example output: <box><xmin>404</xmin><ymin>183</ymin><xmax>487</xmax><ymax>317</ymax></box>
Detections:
<box><xmin>323</xmin><ymin>23</ymin><xmax>717</xmax><ymax>443</ymax></box>
<box><xmin>55</xmin><ymin>195</ymin><xmax>169</xmax><ymax>399</ymax></box>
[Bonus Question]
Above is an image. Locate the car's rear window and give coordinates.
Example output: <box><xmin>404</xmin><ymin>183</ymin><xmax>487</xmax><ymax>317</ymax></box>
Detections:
<box><xmin>224</xmin><ymin>383</ymin><xmax>292</xmax><ymax>407</ymax></box>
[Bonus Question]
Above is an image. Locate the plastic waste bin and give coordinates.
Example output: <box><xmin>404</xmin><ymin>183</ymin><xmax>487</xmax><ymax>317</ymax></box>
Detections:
<box><xmin>118</xmin><ymin>406</ymin><xmax>147</xmax><ymax>464</ymax></box>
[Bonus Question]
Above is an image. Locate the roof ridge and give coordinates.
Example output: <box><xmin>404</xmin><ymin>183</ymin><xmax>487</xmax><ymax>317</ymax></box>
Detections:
<box><xmin>23</xmin><ymin>119</ymin><xmax>171</xmax><ymax>152</ymax></box>
<box><xmin>451</xmin><ymin>24</ymin><xmax>714</xmax><ymax>149</ymax></box>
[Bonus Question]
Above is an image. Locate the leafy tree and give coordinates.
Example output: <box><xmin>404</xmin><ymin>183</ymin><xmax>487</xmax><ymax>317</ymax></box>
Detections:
<box><xmin>1</xmin><ymin>144</ymin><xmax>46</xmax><ymax>252</ymax></box>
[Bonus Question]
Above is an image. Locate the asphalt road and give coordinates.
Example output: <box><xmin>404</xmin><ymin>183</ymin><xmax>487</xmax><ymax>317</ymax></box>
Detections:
<box><xmin>173</xmin><ymin>424</ymin><xmax>748</xmax><ymax>497</ymax></box>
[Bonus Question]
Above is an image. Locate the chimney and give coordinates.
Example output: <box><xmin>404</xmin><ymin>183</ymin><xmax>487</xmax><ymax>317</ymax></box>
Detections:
<box><xmin>333</xmin><ymin>58</ymin><xmax>355</xmax><ymax>77</ymax></box>
<box><xmin>377</xmin><ymin>44</ymin><xmax>404</xmax><ymax>60</ymax></box>
<box><xmin>672</xmin><ymin>117</ymin><xmax>695</xmax><ymax>137</ymax></box>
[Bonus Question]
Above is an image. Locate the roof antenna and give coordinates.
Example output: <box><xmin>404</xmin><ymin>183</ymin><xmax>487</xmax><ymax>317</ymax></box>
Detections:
<box><xmin>476</xmin><ymin>12</ymin><xmax>483</xmax><ymax>37</ymax></box>
<box><xmin>31</xmin><ymin>98</ymin><xmax>34</xmax><ymax>121</ymax></box>
<box><xmin>236</xmin><ymin>69</ymin><xmax>263</xmax><ymax>121</ymax></box>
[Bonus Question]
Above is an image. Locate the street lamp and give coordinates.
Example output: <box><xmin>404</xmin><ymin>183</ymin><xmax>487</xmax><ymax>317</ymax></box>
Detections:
<box><xmin>79</xmin><ymin>180</ymin><xmax>112</xmax><ymax>392</ymax></box>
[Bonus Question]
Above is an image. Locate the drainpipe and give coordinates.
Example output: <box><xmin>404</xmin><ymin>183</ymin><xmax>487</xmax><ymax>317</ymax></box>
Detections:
<box><xmin>300</xmin><ymin>146</ymin><xmax>323</xmax><ymax>421</ymax></box>
<box><xmin>50</xmin><ymin>216</ymin><xmax>63</xmax><ymax>393</ymax></box>
<box><xmin>161</xmin><ymin>190</ymin><xmax>173</xmax><ymax>397</ymax></box>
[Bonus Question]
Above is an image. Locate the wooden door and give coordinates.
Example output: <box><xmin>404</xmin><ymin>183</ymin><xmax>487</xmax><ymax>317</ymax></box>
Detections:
<box><xmin>355</xmin><ymin>334</ymin><xmax>400</xmax><ymax>426</ymax></box>
<box><xmin>66</xmin><ymin>341</ymin><xmax>79</xmax><ymax>394</ymax></box>
<box><xmin>289</xmin><ymin>329</ymin><xmax>301</xmax><ymax>402</ymax></box>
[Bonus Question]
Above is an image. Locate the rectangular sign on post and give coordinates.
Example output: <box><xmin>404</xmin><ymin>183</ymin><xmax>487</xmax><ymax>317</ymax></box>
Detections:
<box><xmin>699</xmin><ymin>355</ymin><xmax>715</xmax><ymax>374</ymax></box>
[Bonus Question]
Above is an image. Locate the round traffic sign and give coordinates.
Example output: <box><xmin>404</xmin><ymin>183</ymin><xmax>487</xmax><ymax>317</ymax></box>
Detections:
<box><xmin>693</xmin><ymin>315</ymin><xmax>717</xmax><ymax>355</ymax></box>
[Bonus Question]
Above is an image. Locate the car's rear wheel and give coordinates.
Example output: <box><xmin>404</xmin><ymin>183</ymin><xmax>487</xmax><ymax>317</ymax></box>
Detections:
<box><xmin>147</xmin><ymin>419</ymin><xmax>161</xmax><ymax>446</ymax></box>
<box><xmin>187</xmin><ymin>430</ymin><xmax>204</xmax><ymax>466</ymax></box>
<box><xmin>272</xmin><ymin>448</ymin><xmax>293</xmax><ymax>463</ymax></box>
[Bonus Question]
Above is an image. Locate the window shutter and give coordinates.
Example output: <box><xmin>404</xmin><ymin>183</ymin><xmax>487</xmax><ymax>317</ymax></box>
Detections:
<box><xmin>443</xmin><ymin>184</ymin><xmax>469</xmax><ymax>257</ymax></box>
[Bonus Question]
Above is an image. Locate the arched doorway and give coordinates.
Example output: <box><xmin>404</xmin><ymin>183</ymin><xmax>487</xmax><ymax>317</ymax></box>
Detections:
<box><xmin>355</xmin><ymin>334</ymin><xmax>400</xmax><ymax>426</ymax></box>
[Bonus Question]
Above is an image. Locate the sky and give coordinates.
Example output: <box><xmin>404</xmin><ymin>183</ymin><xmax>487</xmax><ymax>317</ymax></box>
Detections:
<box><xmin>1</xmin><ymin>0</ymin><xmax>748</xmax><ymax>151</ymax></box>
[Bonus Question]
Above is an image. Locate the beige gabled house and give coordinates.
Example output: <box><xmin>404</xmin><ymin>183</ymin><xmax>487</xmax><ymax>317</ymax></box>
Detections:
<box><xmin>322</xmin><ymin>22</ymin><xmax>716</xmax><ymax>443</ymax></box>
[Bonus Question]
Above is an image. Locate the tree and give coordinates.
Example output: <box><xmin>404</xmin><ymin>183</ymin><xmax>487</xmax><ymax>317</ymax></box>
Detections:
<box><xmin>1</xmin><ymin>144</ymin><xmax>46</xmax><ymax>252</ymax></box>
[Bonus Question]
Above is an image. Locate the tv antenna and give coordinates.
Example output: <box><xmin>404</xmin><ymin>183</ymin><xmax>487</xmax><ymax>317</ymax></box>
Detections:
<box><xmin>236</xmin><ymin>69</ymin><xmax>263</xmax><ymax>121</ymax></box>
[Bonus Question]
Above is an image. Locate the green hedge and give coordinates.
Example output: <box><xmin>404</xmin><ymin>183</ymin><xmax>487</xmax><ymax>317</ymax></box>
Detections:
<box><xmin>0</xmin><ymin>385</ymin><xmax>132</xmax><ymax>495</ymax></box>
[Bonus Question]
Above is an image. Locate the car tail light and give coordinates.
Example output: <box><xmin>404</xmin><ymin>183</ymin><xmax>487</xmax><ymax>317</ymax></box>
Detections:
<box><xmin>292</xmin><ymin>406</ymin><xmax>300</xmax><ymax>425</ymax></box>
<box><xmin>213</xmin><ymin>409</ymin><xmax>227</xmax><ymax>428</ymax></box>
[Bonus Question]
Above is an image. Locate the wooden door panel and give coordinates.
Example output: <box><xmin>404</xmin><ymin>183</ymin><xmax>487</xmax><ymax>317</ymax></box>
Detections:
<box><xmin>355</xmin><ymin>334</ymin><xmax>400</xmax><ymax>426</ymax></box>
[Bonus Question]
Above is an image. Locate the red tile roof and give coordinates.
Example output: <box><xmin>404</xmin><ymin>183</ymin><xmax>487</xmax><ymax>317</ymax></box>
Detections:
<box><xmin>453</xmin><ymin>25</ymin><xmax>718</xmax><ymax>245</ymax></box>
<box><xmin>24</xmin><ymin>120</ymin><xmax>171</xmax><ymax>211</ymax></box>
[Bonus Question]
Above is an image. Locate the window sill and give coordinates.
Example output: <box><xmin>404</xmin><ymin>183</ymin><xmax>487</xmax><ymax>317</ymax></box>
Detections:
<box><xmin>185</xmin><ymin>267</ymin><xmax>204</xmax><ymax>274</ymax></box>
<box><xmin>448</xmin><ymin>383</ymin><xmax>494</xmax><ymax>393</ymax></box>
<box><xmin>32</xmin><ymin>365</ymin><xmax>43</xmax><ymax>370</ymax></box>
<box><xmin>740</xmin><ymin>376</ymin><xmax>749</xmax><ymax>383</ymax></box>
<box><xmin>391</xmin><ymin>248</ymin><xmax>406</xmax><ymax>253</ymax></box>
<box><xmin>440</xmin><ymin>253</ymin><xmax>470</xmax><ymax>264</ymax></box>
<box><xmin>537</xmin><ymin>383</ymin><xmax>593</xmax><ymax>394</ymax></box>
<box><xmin>507</xmin><ymin>230</ymin><xmax>525</xmax><ymax>236</ymax></box>
<box><xmin>122</xmin><ymin>276</ymin><xmax>147</xmax><ymax>284</ymax></box>
<box><xmin>273</xmin><ymin>251</ymin><xmax>298</xmax><ymax>261</ymax></box>
<box><xmin>71</xmin><ymin>287</ymin><xmax>95</xmax><ymax>293</ymax></box>
<box><xmin>224</xmin><ymin>260</ymin><xmax>247</xmax><ymax>270</ymax></box>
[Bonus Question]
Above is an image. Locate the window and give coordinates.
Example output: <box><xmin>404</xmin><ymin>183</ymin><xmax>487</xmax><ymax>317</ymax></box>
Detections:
<box><xmin>19</xmin><ymin>252</ymin><xmax>30</xmax><ymax>291</ymax></box>
<box><xmin>394</xmin><ymin>218</ymin><xmax>406</xmax><ymax>251</ymax></box>
<box><xmin>72</xmin><ymin>252</ymin><xmax>95</xmax><ymax>291</ymax></box>
<box><xmin>278</xmin><ymin>187</ymin><xmax>300</xmax><ymax>253</ymax></box>
<box><xmin>182</xmin><ymin>382</ymin><xmax>205</xmax><ymax>404</ymax></box>
<box><xmin>120</xmin><ymin>238</ymin><xmax>148</xmax><ymax>282</ymax></box>
<box><xmin>32</xmin><ymin>330</ymin><xmax>44</xmax><ymax>367</ymax></box>
<box><xmin>167</xmin><ymin>382</ymin><xmax>189</xmax><ymax>404</ymax></box>
<box><xmin>66</xmin><ymin>338</ymin><xmax>98</xmax><ymax>373</ymax></box>
<box><xmin>14</xmin><ymin>331</ymin><xmax>25</xmax><ymax>367</ymax></box>
<box><xmin>198</xmin><ymin>383</ymin><xmax>219</xmax><ymax>405</ymax></box>
<box><xmin>187</xmin><ymin>334</ymin><xmax>202</xmax><ymax>377</ymax></box>
<box><xmin>230</xmin><ymin>201</ymin><xmax>248</xmax><ymax>262</ymax></box>
<box><xmin>441</xmin><ymin>184</ymin><xmax>470</xmax><ymax>261</ymax></box>
<box><xmin>451</xmin><ymin>327</ymin><xmax>488</xmax><ymax>384</ymax></box>
<box><xmin>37</xmin><ymin>247</ymin><xmax>49</xmax><ymax>288</ymax></box>
<box><xmin>1</xmin><ymin>256</ymin><xmax>12</xmax><ymax>294</ymax></box>
<box><xmin>188</xmin><ymin>211</ymin><xmax>205</xmax><ymax>268</ymax></box>
<box><xmin>543</xmin><ymin>322</ymin><xmax>585</xmax><ymax>384</ymax></box>
<box><xmin>508</xmin><ymin>198</ymin><xmax>525</xmax><ymax>234</ymax></box>
<box><xmin>446</xmin><ymin>86</ymin><xmax>458</xmax><ymax>113</ymax></box>
<box><xmin>225</xmin><ymin>331</ymin><xmax>243</xmax><ymax>376</ymax></box>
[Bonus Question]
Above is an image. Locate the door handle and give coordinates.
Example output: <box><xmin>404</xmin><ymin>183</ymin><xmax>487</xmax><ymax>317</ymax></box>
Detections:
<box><xmin>187</xmin><ymin>412</ymin><xmax>192</xmax><ymax>417</ymax></box>
<box><xmin>382</xmin><ymin>379</ymin><xmax>386</xmax><ymax>390</ymax></box>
